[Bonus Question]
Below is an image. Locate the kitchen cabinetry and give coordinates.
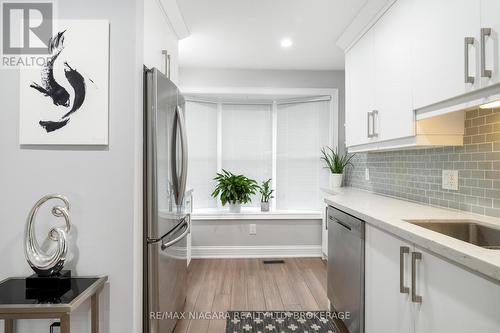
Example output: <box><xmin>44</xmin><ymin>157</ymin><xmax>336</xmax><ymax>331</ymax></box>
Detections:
<box><xmin>365</xmin><ymin>225</ymin><xmax>412</xmax><ymax>333</ymax></box>
<box><xmin>345</xmin><ymin>29</ymin><xmax>374</xmax><ymax>147</ymax></box>
<box><xmin>480</xmin><ymin>0</ymin><xmax>500</xmax><ymax>87</ymax></box>
<box><xmin>365</xmin><ymin>224</ymin><xmax>500</xmax><ymax>333</ymax></box>
<box><xmin>412</xmin><ymin>0</ymin><xmax>480</xmax><ymax>109</ymax></box>
<box><xmin>343</xmin><ymin>0</ymin><xmax>500</xmax><ymax>152</ymax></box>
<box><xmin>345</xmin><ymin>0</ymin><xmax>414</xmax><ymax>147</ymax></box>
<box><xmin>414</xmin><ymin>246</ymin><xmax>500</xmax><ymax>333</ymax></box>
<box><xmin>373</xmin><ymin>0</ymin><xmax>413</xmax><ymax>142</ymax></box>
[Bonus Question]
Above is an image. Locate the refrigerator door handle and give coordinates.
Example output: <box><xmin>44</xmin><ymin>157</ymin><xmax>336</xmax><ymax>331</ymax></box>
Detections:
<box><xmin>162</xmin><ymin>215</ymin><xmax>191</xmax><ymax>250</ymax></box>
<box><xmin>171</xmin><ymin>105</ymin><xmax>189</xmax><ymax>206</ymax></box>
<box><xmin>177</xmin><ymin>105</ymin><xmax>189</xmax><ymax>205</ymax></box>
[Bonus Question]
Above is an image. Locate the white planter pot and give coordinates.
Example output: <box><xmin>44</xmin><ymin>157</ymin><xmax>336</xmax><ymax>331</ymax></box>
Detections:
<box><xmin>229</xmin><ymin>202</ymin><xmax>242</xmax><ymax>213</ymax></box>
<box><xmin>330</xmin><ymin>173</ymin><xmax>343</xmax><ymax>188</ymax></box>
<box><xmin>261</xmin><ymin>201</ymin><xmax>270</xmax><ymax>212</ymax></box>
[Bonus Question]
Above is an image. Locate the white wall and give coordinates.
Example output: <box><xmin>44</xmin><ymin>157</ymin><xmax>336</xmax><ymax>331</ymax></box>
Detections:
<box><xmin>191</xmin><ymin>219</ymin><xmax>322</xmax><ymax>257</ymax></box>
<box><xmin>0</xmin><ymin>0</ymin><xmax>144</xmax><ymax>332</ymax></box>
<box><xmin>179</xmin><ymin>67</ymin><xmax>346</xmax><ymax>150</ymax></box>
<box><xmin>143</xmin><ymin>0</ymin><xmax>180</xmax><ymax>84</ymax></box>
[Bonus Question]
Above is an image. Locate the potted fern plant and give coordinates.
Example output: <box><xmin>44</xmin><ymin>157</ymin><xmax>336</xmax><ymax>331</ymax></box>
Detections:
<box><xmin>258</xmin><ymin>179</ymin><xmax>274</xmax><ymax>212</ymax></box>
<box><xmin>211</xmin><ymin>170</ymin><xmax>259</xmax><ymax>213</ymax></box>
<box><xmin>321</xmin><ymin>147</ymin><xmax>355</xmax><ymax>188</ymax></box>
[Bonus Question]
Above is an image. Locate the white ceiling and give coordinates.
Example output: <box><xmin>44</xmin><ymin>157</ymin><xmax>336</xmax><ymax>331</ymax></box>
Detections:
<box><xmin>177</xmin><ymin>0</ymin><xmax>367</xmax><ymax>70</ymax></box>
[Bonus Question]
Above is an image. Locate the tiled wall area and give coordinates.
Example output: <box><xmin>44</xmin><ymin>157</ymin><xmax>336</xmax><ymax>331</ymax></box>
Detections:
<box><xmin>346</xmin><ymin>108</ymin><xmax>500</xmax><ymax>218</ymax></box>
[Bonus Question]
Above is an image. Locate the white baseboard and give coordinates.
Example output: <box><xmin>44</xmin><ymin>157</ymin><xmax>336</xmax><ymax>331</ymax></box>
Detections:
<box><xmin>191</xmin><ymin>245</ymin><xmax>322</xmax><ymax>259</ymax></box>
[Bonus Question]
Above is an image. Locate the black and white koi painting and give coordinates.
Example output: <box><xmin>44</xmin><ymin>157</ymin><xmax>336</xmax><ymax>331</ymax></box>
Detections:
<box><xmin>19</xmin><ymin>20</ymin><xmax>109</xmax><ymax>145</ymax></box>
<box><xmin>30</xmin><ymin>30</ymin><xmax>88</xmax><ymax>133</ymax></box>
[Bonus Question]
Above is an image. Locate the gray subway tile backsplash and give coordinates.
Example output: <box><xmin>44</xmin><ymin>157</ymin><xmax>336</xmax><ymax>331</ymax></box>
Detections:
<box><xmin>345</xmin><ymin>108</ymin><xmax>500</xmax><ymax>218</ymax></box>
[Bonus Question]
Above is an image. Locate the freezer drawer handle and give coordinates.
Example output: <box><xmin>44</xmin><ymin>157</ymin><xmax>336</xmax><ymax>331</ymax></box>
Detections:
<box><xmin>161</xmin><ymin>215</ymin><xmax>191</xmax><ymax>250</ymax></box>
<box><xmin>411</xmin><ymin>251</ymin><xmax>423</xmax><ymax>303</ymax></box>
<box><xmin>400</xmin><ymin>246</ymin><xmax>410</xmax><ymax>294</ymax></box>
<box><xmin>146</xmin><ymin>216</ymin><xmax>187</xmax><ymax>244</ymax></box>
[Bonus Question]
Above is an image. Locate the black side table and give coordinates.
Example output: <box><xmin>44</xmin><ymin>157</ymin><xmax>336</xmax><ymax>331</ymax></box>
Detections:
<box><xmin>0</xmin><ymin>276</ymin><xmax>107</xmax><ymax>333</ymax></box>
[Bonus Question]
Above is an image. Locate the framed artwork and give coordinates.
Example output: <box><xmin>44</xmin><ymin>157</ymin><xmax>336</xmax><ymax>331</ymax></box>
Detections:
<box><xmin>19</xmin><ymin>20</ymin><xmax>109</xmax><ymax>145</ymax></box>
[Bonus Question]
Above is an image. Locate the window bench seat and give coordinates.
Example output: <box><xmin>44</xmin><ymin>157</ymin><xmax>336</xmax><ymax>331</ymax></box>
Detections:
<box><xmin>191</xmin><ymin>208</ymin><xmax>323</xmax><ymax>221</ymax></box>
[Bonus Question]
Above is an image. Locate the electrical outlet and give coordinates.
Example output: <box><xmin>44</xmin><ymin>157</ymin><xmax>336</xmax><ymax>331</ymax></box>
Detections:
<box><xmin>365</xmin><ymin>168</ymin><xmax>370</xmax><ymax>181</ymax></box>
<box><xmin>249</xmin><ymin>224</ymin><xmax>256</xmax><ymax>235</ymax></box>
<box><xmin>442</xmin><ymin>170</ymin><xmax>459</xmax><ymax>191</ymax></box>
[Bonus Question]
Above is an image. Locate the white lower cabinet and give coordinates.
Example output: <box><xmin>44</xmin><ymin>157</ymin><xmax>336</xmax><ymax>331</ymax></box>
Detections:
<box><xmin>366</xmin><ymin>224</ymin><xmax>500</xmax><ymax>333</ymax></box>
<box><xmin>414</xmin><ymin>246</ymin><xmax>500</xmax><ymax>333</ymax></box>
<box><xmin>365</xmin><ymin>225</ymin><xmax>413</xmax><ymax>333</ymax></box>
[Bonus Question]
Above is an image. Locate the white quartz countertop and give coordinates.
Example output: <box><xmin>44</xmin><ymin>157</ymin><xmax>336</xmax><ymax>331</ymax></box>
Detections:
<box><xmin>324</xmin><ymin>187</ymin><xmax>500</xmax><ymax>283</ymax></box>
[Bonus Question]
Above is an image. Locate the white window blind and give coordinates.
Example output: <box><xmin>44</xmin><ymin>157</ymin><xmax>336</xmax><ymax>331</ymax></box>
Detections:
<box><xmin>221</xmin><ymin>103</ymin><xmax>273</xmax><ymax>207</ymax></box>
<box><xmin>276</xmin><ymin>100</ymin><xmax>330</xmax><ymax>211</ymax></box>
<box><xmin>185</xmin><ymin>101</ymin><xmax>218</xmax><ymax>208</ymax></box>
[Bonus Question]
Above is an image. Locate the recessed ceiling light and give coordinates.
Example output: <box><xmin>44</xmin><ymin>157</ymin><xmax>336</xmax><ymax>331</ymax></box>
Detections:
<box><xmin>280</xmin><ymin>38</ymin><xmax>293</xmax><ymax>48</ymax></box>
<box><xmin>480</xmin><ymin>100</ymin><xmax>500</xmax><ymax>109</ymax></box>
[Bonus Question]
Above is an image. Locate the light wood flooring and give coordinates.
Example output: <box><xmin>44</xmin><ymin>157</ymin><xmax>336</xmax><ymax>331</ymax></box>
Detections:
<box><xmin>173</xmin><ymin>258</ymin><xmax>329</xmax><ymax>333</ymax></box>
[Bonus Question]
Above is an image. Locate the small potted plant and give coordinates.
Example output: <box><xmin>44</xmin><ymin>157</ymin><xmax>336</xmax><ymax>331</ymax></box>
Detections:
<box><xmin>321</xmin><ymin>147</ymin><xmax>355</xmax><ymax>188</ymax></box>
<box><xmin>258</xmin><ymin>179</ymin><xmax>274</xmax><ymax>212</ymax></box>
<box><xmin>211</xmin><ymin>170</ymin><xmax>259</xmax><ymax>213</ymax></box>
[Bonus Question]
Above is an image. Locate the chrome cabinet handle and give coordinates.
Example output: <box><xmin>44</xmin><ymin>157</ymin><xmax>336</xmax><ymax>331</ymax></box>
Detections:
<box><xmin>325</xmin><ymin>207</ymin><xmax>329</xmax><ymax>230</ymax></box>
<box><xmin>372</xmin><ymin>110</ymin><xmax>378</xmax><ymax>138</ymax></box>
<box><xmin>400</xmin><ymin>246</ymin><xmax>410</xmax><ymax>294</ymax></box>
<box><xmin>411</xmin><ymin>252</ymin><xmax>423</xmax><ymax>303</ymax></box>
<box><xmin>464</xmin><ymin>37</ymin><xmax>475</xmax><ymax>84</ymax></box>
<box><xmin>167</xmin><ymin>54</ymin><xmax>171</xmax><ymax>79</ymax></box>
<box><xmin>162</xmin><ymin>50</ymin><xmax>171</xmax><ymax>78</ymax></box>
<box><xmin>481</xmin><ymin>28</ymin><xmax>492</xmax><ymax>78</ymax></box>
<box><xmin>367</xmin><ymin>111</ymin><xmax>372</xmax><ymax>138</ymax></box>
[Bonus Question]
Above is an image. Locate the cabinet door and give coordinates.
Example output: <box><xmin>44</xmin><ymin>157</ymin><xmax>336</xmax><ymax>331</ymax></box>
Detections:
<box><xmin>373</xmin><ymin>0</ymin><xmax>414</xmax><ymax>141</ymax></box>
<box><xmin>365</xmin><ymin>225</ymin><xmax>413</xmax><ymax>333</ymax></box>
<box><xmin>413</xmin><ymin>247</ymin><xmax>500</xmax><ymax>333</ymax></box>
<box><xmin>480</xmin><ymin>0</ymin><xmax>500</xmax><ymax>86</ymax></box>
<box><xmin>412</xmin><ymin>0</ymin><xmax>480</xmax><ymax>109</ymax></box>
<box><xmin>345</xmin><ymin>30</ymin><xmax>375</xmax><ymax>147</ymax></box>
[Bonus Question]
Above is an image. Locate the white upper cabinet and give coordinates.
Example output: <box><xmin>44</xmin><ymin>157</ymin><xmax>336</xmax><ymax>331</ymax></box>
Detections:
<box><xmin>373</xmin><ymin>0</ymin><xmax>414</xmax><ymax>141</ymax></box>
<box><xmin>480</xmin><ymin>0</ymin><xmax>500</xmax><ymax>87</ymax></box>
<box><xmin>345</xmin><ymin>30</ymin><xmax>375</xmax><ymax>147</ymax></box>
<box><xmin>412</xmin><ymin>0</ymin><xmax>481</xmax><ymax>109</ymax></box>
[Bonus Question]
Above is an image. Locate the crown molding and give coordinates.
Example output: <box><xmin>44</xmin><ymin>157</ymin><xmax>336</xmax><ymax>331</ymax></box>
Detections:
<box><xmin>336</xmin><ymin>0</ymin><xmax>396</xmax><ymax>52</ymax></box>
<box><xmin>158</xmin><ymin>0</ymin><xmax>190</xmax><ymax>40</ymax></box>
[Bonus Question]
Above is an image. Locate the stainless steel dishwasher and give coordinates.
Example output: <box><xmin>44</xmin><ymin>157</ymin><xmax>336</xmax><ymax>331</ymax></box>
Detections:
<box><xmin>327</xmin><ymin>206</ymin><xmax>365</xmax><ymax>333</ymax></box>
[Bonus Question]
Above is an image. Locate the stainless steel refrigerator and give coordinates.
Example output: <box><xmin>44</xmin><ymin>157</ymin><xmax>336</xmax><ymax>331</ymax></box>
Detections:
<box><xmin>144</xmin><ymin>67</ymin><xmax>190</xmax><ymax>333</ymax></box>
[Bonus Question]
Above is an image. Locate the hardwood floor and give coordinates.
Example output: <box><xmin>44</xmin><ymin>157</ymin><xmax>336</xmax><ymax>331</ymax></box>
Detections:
<box><xmin>173</xmin><ymin>258</ymin><xmax>329</xmax><ymax>333</ymax></box>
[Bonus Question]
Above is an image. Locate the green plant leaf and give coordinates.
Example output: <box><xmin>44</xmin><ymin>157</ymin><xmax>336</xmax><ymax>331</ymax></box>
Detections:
<box><xmin>321</xmin><ymin>147</ymin><xmax>355</xmax><ymax>174</ymax></box>
<box><xmin>211</xmin><ymin>169</ymin><xmax>259</xmax><ymax>206</ymax></box>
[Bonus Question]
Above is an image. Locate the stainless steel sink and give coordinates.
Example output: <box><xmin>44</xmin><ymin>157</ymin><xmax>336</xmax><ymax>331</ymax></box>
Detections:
<box><xmin>405</xmin><ymin>220</ymin><xmax>500</xmax><ymax>250</ymax></box>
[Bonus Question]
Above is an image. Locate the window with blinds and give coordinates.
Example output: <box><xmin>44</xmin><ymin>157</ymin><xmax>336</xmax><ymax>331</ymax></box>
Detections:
<box><xmin>221</xmin><ymin>103</ymin><xmax>273</xmax><ymax>207</ymax></box>
<box><xmin>276</xmin><ymin>100</ymin><xmax>330</xmax><ymax>211</ymax></box>
<box><xmin>185</xmin><ymin>101</ymin><xmax>218</xmax><ymax>208</ymax></box>
<box><xmin>185</xmin><ymin>96</ymin><xmax>332</xmax><ymax>212</ymax></box>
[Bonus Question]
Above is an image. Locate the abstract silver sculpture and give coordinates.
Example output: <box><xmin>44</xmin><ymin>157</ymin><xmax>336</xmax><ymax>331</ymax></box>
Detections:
<box><xmin>24</xmin><ymin>194</ymin><xmax>71</xmax><ymax>276</ymax></box>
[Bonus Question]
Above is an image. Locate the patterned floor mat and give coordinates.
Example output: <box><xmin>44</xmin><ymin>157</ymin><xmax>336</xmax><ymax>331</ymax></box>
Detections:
<box><xmin>226</xmin><ymin>311</ymin><xmax>339</xmax><ymax>333</ymax></box>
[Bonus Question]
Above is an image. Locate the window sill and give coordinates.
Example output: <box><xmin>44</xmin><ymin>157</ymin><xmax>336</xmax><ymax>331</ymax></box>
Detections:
<box><xmin>191</xmin><ymin>207</ymin><xmax>323</xmax><ymax>221</ymax></box>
